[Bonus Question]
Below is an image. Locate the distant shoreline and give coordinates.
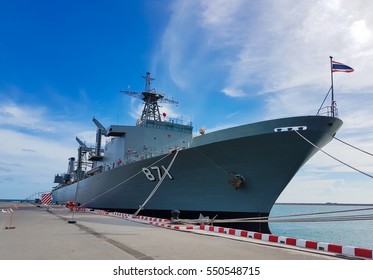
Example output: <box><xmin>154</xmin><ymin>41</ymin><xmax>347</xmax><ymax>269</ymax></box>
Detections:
<box><xmin>275</xmin><ymin>202</ymin><xmax>373</xmax><ymax>206</ymax></box>
<box><xmin>0</xmin><ymin>199</ymin><xmax>33</xmax><ymax>202</ymax></box>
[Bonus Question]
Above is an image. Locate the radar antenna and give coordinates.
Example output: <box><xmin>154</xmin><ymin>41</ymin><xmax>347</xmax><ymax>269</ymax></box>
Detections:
<box><xmin>120</xmin><ymin>72</ymin><xmax>178</xmax><ymax>126</ymax></box>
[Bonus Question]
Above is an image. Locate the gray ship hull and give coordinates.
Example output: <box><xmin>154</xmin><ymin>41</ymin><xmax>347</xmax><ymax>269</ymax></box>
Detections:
<box><xmin>52</xmin><ymin>115</ymin><xmax>342</xmax><ymax>233</ymax></box>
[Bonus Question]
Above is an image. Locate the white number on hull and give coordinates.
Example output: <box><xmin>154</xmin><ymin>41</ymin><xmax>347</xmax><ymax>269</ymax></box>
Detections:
<box><xmin>142</xmin><ymin>166</ymin><xmax>174</xmax><ymax>181</ymax></box>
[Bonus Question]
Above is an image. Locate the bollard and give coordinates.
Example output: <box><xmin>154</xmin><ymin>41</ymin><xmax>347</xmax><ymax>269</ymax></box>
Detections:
<box><xmin>68</xmin><ymin>211</ymin><xmax>77</xmax><ymax>224</ymax></box>
<box><xmin>66</xmin><ymin>201</ymin><xmax>77</xmax><ymax>224</ymax></box>
<box><xmin>5</xmin><ymin>209</ymin><xmax>16</xmax><ymax>229</ymax></box>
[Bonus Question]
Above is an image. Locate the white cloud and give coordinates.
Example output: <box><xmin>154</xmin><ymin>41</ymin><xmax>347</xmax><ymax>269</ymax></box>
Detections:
<box><xmin>350</xmin><ymin>20</ymin><xmax>372</xmax><ymax>45</ymax></box>
<box><xmin>0</xmin><ymin>102</ymin><xmax>95</xmax><ymax>198</ymax></box>
<box><xmin>0</xmin><ymin>128</ymin><xmax>77</xmax><ymax>198</ymax></box>
<box><xmin>0</xmin><ymin>103</ymin><xmax>56</xmax><ymax>133</ymax></box>
<box><xmin>226</xmin><ymin>111</ymin><xmax>241</xmax><ymax>119</ymax></box>
<box><xmin>221</xmin><ymin>87</ymin><xmax>246</xmax><ymax>98</ymax></box>
<box><xmin>276</xmin><ymin>174</ymin><xmax>373</xmax><ymax>204</ymax></box>
<box><xmin>156</xmin><ymin>0</ymin><xmax>373</xmax><ymax>203</ymax></box>
<box><xmin>159</xmin><ymin>0</ymin><xmax>373</xmax><ymax>97</ymax></box>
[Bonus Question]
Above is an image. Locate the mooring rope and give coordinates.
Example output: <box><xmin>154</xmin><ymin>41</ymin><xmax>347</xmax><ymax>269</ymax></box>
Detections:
<box><xmin>134</xmin><ymin>149</ymin><xmax>180</xmax><ymax>216</ymax></box>
<box><xmin>216</xmin><ymin>206</ymin><xmax>373</xmax><ymax>222</ymax></box>
<box><xmin>194</xmin><ymin>148</ymin><xmax>231</xmax><ymax>175</ymax></box>
<box><xmin>294</xmin><ymin>130</ymin><xmax>373</xmax><ymax>179</ymax></box>
<box><xmin>174</xmin><ymin>206</ymin><xmax>373</xmax><ymax>224</ymax></box>
<box><xmin>333</xmin><ymin>135</ymin><xmax>373</xmax><ymax>157</ymax></box>
<box><xmin>267</xmin><ymin>213</ymin><xmax>373</xmax><ymax>223</ymax></box>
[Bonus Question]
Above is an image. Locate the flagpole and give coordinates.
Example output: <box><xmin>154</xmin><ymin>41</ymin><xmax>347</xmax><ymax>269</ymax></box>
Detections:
<box><xmin>329</xmin><ymin>56</ymin><xmax>335</xmax><ymax>117</ymax></box>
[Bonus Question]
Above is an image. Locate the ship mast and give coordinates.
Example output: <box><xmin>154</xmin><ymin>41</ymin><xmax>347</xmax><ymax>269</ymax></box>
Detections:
<box><xmin>120</xmin><ymin>72</ymin><xmax>178</xmax><ymax>126</ymax></box>
<box><xmin>140</xmin><ymin>72</ymin><xmax>163</xmax><ymax>123</ymax></box>
<box><xmin>330</xmin><ymin>56</ymin><xmax>336</xmax><ymax>117</ymax></box>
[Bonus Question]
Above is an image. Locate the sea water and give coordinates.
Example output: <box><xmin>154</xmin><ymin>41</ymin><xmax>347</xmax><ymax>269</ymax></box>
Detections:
<box><xmin>269</xmin><ymin>204</ymin><xmax>373</xmax><ymax>250</ymax></box>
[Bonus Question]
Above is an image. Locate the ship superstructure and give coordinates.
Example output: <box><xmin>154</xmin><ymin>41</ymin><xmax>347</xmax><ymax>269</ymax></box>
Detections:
<box><xmin>54</xmin><ymin>72</ymin><xmax>193</xmax><ymax>187</ymax></box>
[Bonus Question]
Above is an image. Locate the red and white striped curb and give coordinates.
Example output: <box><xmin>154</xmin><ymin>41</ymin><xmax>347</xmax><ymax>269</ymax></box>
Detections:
<box><xmin>1</xmin><ymin>204</ymin><xmax>18</xmax><ymax>214</ymax></box>
<box><xmin>89</xmin><ymin>210</ymin><xmax>373</xmax><ymax>259</ymax></box>
<box><xmin>92</xmin><ymin>210</ymin><xmax>199</xmax><ymax>230</ymax></box>
<box><xmin>198</xmin><ymin>225</ymin><xmax>373</xmax><ymax>259</ymax></box>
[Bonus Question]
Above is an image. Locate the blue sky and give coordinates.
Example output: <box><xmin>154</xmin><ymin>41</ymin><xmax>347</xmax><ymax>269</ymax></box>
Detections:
<box><xmin>1</xmin><ymin>0</ymin><xmax>373</xmax><ymax>203</ymax></box>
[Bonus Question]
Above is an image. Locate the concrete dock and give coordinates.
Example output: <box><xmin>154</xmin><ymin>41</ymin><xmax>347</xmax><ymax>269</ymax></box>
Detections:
<box><xmin>0</xmin><ymin>202</ymin><xmax>362</xmax><ymax>260</ymax></box>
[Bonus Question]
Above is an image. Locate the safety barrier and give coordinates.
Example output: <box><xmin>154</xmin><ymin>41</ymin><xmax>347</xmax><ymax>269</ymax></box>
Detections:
<box><xmin>88</xmin><ymin>209</ymin><xmax>373</xmax><ymax>260</ymax></box>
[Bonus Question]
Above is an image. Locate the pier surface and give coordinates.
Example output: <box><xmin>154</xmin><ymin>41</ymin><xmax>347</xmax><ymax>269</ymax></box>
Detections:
<box><xmin>0</xmin><ymin>202</ymin><xmax>353</xmax><ymax>260</ymax></box>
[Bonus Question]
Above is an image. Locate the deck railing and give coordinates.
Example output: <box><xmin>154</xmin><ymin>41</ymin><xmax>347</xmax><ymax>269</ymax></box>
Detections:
<box><xmin>317</xmin><ymin>106</ymin><xmax>339</xmax><ymax>118</ymax></box>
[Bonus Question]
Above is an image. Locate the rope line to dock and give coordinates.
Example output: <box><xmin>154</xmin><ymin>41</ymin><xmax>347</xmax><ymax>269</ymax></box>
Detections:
<box><xmin>222</xmin><ymin>206</ymin><xmax>373</xmax><ymax>222</ymax></box>
<box><xmin>177</xmin><ymin>214</ymin><xmax>373</xmax><ymax>224</ymax></box>
<box><xmin>134</xmin><ymin>149</ymin><xmax>180</xmax><ymax>216</ymax></box>
<box><xmin>174</xmin><ymin>206</ymin><xmax>373</xmax><ymax>224</ymax></box>
<box><xmin>212</xmin><ymin>214</ymin><xmax>373</xmax><ymax>223</ymax></box>
<box><xmin>194</xmin><ymin>148</ymin><xmax>231</xmax><ymax>175</ymax></box>
<box><xmin>333</xmin><ymin>135</ymin><xmax>373</xmax><ymax>157</ymax></box>
<box><xmin>267</xmin><ymin>214</ymin><xmax>373</xmax><ymax>223</ymax></box>
<box><xmin>294</xmin><ymin>130</ymin><xmax>373</xmax><ymax>179</ymax></box>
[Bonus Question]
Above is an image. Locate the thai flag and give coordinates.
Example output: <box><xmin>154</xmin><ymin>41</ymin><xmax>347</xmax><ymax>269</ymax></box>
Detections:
<box><xmin>332</xmin><ymin>61</ymin><xmax>354</xmax><ymax>73</ymax></box>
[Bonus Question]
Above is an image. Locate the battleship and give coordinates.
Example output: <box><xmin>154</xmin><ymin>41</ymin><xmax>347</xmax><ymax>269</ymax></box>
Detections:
<box><xmin>52</xmin><ymin>72</ymin><xmax>343</xmax><ymax>233</ymax></box>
